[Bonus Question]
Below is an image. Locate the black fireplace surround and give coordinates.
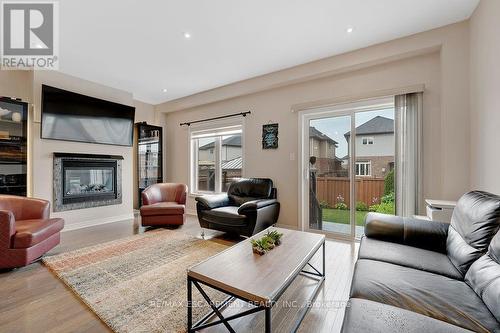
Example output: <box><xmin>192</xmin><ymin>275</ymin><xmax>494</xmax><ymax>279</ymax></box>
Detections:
<box><xmin>53</xmin><ymin>153</ymin><xmax>123</xmax><ymax>212</ymax></box>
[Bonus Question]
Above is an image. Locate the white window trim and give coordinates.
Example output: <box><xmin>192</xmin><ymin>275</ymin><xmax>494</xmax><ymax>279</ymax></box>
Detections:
<box><xmin>355</xmin><ymin>161</ymin><xmax>372</xmax><ymax>176</ymax></box>
<box><xmin>188</xmin><ymin>118</ymin><xmax>245</xmax><ymax>196</ymax></box>
<box><xmin>362</xmin><ymin>137</ymin><xmax>374</xmax><ymax>145</ymax></box>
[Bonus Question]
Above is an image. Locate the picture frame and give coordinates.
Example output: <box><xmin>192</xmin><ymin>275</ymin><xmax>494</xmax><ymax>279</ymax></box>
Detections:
<box><xmin>262</xmin><ymin>123</ymin><xmax>278</xmax><ymax>149</ymax></box>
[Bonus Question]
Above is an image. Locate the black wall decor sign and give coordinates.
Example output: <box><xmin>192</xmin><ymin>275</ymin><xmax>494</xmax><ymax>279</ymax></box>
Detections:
<box><xmin>262</xmin><ymin>123</ymin><xmax>279</xmax><ymax>149</ymax></box>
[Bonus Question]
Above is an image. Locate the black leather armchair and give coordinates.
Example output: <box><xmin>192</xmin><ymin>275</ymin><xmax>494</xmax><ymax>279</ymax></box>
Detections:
<box><xmin>195</xmin><ymin>178</ymin><xmax>280</xmax><ymax>237</ymax></box>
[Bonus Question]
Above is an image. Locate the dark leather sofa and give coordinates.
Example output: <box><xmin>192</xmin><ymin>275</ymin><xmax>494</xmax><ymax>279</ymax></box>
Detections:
<box><xmin>342</xmin><ymin>191</ymin><xmax>500</xmax><ymax>333</ymax></box>
<box><xmin>195</xmin><ymin>178</ymin><xmax>280</xmax><ymax>237</ymax></box>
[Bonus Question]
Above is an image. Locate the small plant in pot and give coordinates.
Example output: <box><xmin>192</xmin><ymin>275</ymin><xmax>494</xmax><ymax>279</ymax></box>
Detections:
<box><xmin>251</xmin><ymin>229</ymin><xmax>284</xmax><ymax>255</ymax></box>
<box><xmin>251</xmin><ymin>238</ymin><xmax>271</xmax><ymax>255</ymax></box>
<box><xmin>267</xmin><ymin>230</ymin><xmax>284</xmax><ymax>246</ymax></box>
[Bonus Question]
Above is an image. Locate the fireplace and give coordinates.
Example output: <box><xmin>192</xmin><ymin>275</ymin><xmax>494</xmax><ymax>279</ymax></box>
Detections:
<box><xmin>53</xmin><ymin>153</ymin><xmax>123</xmax><ymax>212</ymax></box>
<box><xmin>62</xmin><ymin>160</ymin><xmax>117</xmax><ymax>204</ymax></box>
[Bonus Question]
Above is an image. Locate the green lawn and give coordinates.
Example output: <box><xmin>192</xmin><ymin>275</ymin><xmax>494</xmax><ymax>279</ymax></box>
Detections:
<box><xmin>322</xmin><ymin>208</ymin><xmax>368</xmax><ymax>226</ymax></box>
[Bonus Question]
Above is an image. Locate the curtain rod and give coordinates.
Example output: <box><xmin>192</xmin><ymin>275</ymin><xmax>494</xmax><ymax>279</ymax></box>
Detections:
<box><xmin>179</xmin><ymin>111</ymin><xmax>251</xmax><ymax>126</ymax></box>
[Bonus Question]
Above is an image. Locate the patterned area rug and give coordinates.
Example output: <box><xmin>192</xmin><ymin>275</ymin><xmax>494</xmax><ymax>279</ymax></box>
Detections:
<box><xmin>43</xmin><ymin>229</ymin><xmax>228</xmax><ymax>333</ymax></box>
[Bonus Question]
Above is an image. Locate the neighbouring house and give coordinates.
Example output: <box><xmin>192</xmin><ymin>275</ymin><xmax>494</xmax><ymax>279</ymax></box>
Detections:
<box><xmin>197</xmin><ymin>135</ymin><xmax>243</xmax><ymax>190</ymax></box>
<box><xmin>344</xmin><ymin>116</ymin><xmax>395</xmax><ymax>178</ymax></box>
<box><xmin>309</xmin><ymin>127</ymin><xmax>344</xmax><ymax>177</ymax></box>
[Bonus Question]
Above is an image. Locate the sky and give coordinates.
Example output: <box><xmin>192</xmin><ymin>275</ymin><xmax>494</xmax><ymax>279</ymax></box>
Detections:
<box><xmin>310</xmin><ymin>108</ymin><xmax>394</xmax><ymax>158</ymax></box>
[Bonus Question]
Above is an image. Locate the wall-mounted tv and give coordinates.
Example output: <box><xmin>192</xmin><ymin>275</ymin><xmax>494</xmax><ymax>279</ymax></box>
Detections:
<box><xmin>41</xmin><ymin>85</ymin><xmax>135</xmax><ymax>146</ymax></box>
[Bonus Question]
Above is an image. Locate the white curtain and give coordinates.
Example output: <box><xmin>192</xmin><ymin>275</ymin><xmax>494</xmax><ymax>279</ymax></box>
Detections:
<box><xmin>395</xmin><ymin>92</ymin><xmax>423</xmax><ymax>216</ymax></box>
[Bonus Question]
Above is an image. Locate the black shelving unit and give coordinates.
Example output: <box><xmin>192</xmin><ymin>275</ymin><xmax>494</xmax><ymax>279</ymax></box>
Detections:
<box><xmin>136</xmin><ymin>122</ymin><xmax>163</xmax><ymax>207</ymax></box>
<box><xmin>0</xmin><ymin>97</ymin><xmax>28</xmax><ymax>196</ymax></box>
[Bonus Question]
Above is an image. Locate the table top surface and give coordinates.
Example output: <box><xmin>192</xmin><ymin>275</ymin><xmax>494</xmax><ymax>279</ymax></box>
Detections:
<box><xmin>188</xmin><ymin>227</ymin><xmax>325</xmax><ymax>303</ymax></box>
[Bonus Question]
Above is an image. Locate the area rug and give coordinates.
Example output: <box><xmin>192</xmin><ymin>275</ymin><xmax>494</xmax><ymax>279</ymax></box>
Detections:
<box><xmin>43</xmin><ymin>229</ymin><xmax>228</xmax><ymax>333</ymax></box>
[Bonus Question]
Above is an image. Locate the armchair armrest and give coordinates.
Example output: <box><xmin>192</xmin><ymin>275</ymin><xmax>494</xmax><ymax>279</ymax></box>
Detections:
<box><xmin>0</xmin><ymin>210</ymin><xmax>15</xmax><ymax>249</ymax></box>
<box><xmin>365</xmin><ymin>212</ymin><xmax>449</xmax><ymax>253</ymax></box>
<box><xmin>238</xmin><ymin>199</ymin><xmax>278</xmax><ymax>214</ymax></box>
<box><xmin>195</xmin><ymin>194</ymin><xmax>230</xmax><ymax>210</ymax></box>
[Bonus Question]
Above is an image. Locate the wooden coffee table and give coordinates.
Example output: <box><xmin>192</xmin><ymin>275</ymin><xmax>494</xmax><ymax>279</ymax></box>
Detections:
<box><xmin>187</xmin><ymin>227</ymin><xmax>325</xmax><ymax>332</ymax></box>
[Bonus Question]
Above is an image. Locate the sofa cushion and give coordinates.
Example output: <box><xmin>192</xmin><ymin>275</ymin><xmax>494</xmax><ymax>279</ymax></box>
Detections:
<box><xmin>358</xmin><ymin>237</ymin><xmax>462</xmax><ymax>279</ymax></box>
<box><xmin>203</xmin><ymin>206</ymin><xmax>247</xmax><ymax>226</ymax></box>
<box><xmin>447</xmin><ymin>191</ymin><xmax>500</xmax><ymax>276</ymax></box>
<box><xmin>350</xmin><ymin>259</ymin><xmax>499</xmax><ymax>333</ymax></box>
<box><xmin>364</xmin><ymin>213</ymin><xmax>449</xmax><ymax>253</ymax></box>
<box><xmin>140</xmin><ymin>202</ymin><xmax>184</xmax><ymax>216</ymax></box>
<box><xmin>465</xmin><ymin>231</ymin><xmax>500</xmax><ymax>323</ymax></box>
<box><xmin>14</xmin><ymin>218</ymin><xmax>64</xmax><ymax>249</ymax></box>
<box><xmin>341</xmin><ymin>298</ymin><xmax>472</xmax><ymax>333</ymax></box>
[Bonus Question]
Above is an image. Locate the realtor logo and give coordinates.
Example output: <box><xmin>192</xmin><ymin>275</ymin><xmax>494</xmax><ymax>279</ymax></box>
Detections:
<box><xmin>1</xmin><ymin>1</ymin><xmax>59</xmax><ymax>69</ymax></box>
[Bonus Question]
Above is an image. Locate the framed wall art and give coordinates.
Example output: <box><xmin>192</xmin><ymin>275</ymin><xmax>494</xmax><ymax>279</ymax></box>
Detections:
<box><xmin>262</xmin><ymin>123</ymin><xmax>278</xmax><ymax>149</ymax></box>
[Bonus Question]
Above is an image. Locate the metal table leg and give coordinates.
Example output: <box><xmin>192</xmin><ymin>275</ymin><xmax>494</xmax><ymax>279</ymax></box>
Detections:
<box><xmin>265</xmin><ymin>307</ymin><xmax>272</xmax><ymax>333</ymax></box>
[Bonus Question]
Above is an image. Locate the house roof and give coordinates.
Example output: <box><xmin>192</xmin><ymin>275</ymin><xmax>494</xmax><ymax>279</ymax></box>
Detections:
<box><xmin>199</xmin><ymin>135</ymin><xmax>241</xmax><ymax>150</ymax></box>
<box><xmin>309</xmin><ymin>126</ymin><xmax>338</xmax><ymax>145</ymax></box>
<box><xmin>222</xmin><ymin>156</ymin><xmax>242</xmax><ymax>170</ymax></box>
<box><xmin>344</xmin><ymin>116</ymin><xmax>394</xmax><ymax>137</ymax></box>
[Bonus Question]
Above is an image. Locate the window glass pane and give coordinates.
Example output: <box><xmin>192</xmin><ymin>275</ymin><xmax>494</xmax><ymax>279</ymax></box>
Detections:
<box><xmin>197</xmin><ymin>137</ymin><xmax>216</xmax><ymax>192</ymax></box>
<box><xmin>355</xmin><ymin>108</ymin><xmax>395</xmax><ymax>239</ymax></box>
<box><xmin>191</xmin><ymin>125</ymin><xmax>243</xmax><ymax>193</ymax></box>
<box><xmin>222</xmin><ymin>134</ymin><xmax>242</xmax><ymax>192</ymax></box>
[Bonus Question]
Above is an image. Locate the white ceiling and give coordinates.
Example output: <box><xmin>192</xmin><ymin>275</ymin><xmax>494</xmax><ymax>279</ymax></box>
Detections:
<box><xmin>59</xmin><ymin>0</ymin><xmax>479</xmax><ymax>104</ymax></box>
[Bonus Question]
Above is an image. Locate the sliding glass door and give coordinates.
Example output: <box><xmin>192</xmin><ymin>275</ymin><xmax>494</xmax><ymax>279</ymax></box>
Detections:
<box><xmin>302</xmin><ymin>99</ymin><xmax>396</xmax><ymax>239</ymax></box>
<box><xmin>308</xmin><ymin>115</ymin><xmax>353</xmax><ymax>237</ymax></box>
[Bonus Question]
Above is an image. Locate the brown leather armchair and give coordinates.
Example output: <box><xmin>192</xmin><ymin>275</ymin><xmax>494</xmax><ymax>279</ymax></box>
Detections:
<box><xmin>140</xmin><ymin>183</ymin><xmax>188</xmax><ymax>227</ymax></box>
<box><xmin>0</xmin><ymin>195</ymin><xmax>64</xmax><ymax>269</ymax></box>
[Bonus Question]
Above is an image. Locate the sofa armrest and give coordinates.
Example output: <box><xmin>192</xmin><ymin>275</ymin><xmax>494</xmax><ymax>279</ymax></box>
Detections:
<box><xmin>364</xmin><ymin>212</ymin><xmax>449</xmax><ymax>253</ymax></box>
<box><xmin>238</xmin><ymin>199</ymin><xmax>278</xmax><ymax>214</ymax></box>
<box><xmin>195</xmin><ymin>194</ymin><xmax>230</xmax><ymax>210</ymax></box>
<box><xmin>0</xmin><ymin>210</ymin><xmax>15</xmax><ymax>249</ymax></box>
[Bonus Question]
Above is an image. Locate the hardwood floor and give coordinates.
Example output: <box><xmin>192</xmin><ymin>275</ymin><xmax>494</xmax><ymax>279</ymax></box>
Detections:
<box><xmin>0</xmin><ymin>215</ymin><xmax>358</xmax><ymax>333</ymax></box>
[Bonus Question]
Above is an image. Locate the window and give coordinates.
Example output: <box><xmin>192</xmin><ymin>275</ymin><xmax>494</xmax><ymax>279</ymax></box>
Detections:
<box><xmin>190</xmin><ymin>124</ymin><xmax>243</xmax><ymax>193</ymax></box>
<box><xmin>356</xmin><ymin>161</ymin><xmax>371</xmax><ymax>176</ymax></box>
<box><xmin>362</xmin><ymin>137</ymin><xmax>374</xmax><ymax>145</ymax></box>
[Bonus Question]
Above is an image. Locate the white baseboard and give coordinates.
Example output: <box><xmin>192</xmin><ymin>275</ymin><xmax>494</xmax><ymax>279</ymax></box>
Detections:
<box><xmin>62</xmin><ymin>213</ymin><xmax>135</xmax><ymax>232</ymax></box>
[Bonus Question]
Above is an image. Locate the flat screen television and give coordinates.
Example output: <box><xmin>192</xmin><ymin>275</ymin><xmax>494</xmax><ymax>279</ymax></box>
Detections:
<box><xmin>41</xmin><ymin>85</ymin><xmax>135</xmax><ymax>146</ymax></box>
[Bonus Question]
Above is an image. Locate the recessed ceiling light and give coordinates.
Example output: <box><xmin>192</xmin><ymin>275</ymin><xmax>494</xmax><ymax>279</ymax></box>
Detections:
<box><xmin>162</xmin><ymin>88</ymin><xmax>168</xmax><ymax>93</ymax></box>
<box><xmin>346</xmin><ymin>27</ymin><xmax>354</xmax><ymax>33</ymax></box>
<box><xmin>183</xmin><ymin>32</ymin><xmax>191</xmax><ymax>39</ymax></box>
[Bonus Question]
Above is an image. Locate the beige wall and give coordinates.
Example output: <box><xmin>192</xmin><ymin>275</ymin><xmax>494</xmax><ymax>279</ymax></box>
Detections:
<box><xmin>470</xmin><ymin>0</ymin><xmax>500</xmax><ymax>193</ymax></box>
<box><xmin>0</xmin><ymin>70</ymin><xmax>156</xmax><ymax>229</ymax></box>
<box><xmin>158</xmin><ymin>22</ymin><xmax>471</xmax><ymax>229</ymax></box>
<box><xmin>160</xmin><ymin>53</ymin><xmax>442</xmax><ymax>228</ymax></box>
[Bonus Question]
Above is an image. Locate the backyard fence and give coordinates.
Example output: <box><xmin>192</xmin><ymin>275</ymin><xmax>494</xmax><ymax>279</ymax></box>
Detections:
<box><xmin>315</xmin><ymin>176</ymin><xmax>385</xmax><ymax>207</ymax></box>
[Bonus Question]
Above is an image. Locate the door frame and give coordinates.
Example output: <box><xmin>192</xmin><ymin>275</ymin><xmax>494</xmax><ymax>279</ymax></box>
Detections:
<box><xmin>298</xmin><ymin>97</ymin><xmax>394</xmax><ymax>241</ymax></box>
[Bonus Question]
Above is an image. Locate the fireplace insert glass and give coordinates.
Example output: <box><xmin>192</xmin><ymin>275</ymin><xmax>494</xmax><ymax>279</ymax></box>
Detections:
<box><xmin>62</xmin><ymin>160</ymin><xmax>117</xmax><ymax>204</ymax></box>
<box><xmin>64</xmin><ymin>168</ymin><xmax>114</xmax><ymax>195</ymax></box>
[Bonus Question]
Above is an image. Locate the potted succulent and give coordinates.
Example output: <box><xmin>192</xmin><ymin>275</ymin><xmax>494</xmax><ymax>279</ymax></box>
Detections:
<box><xmin>267</xmin><ymin>230</ymin><xmax>283</xmax><ymax>246</ymax></box>
<box><xmin>251</xmin><ymin>229</ymin><xmax>284</xmax><ymax>255</ymax></box>
<box><xmin>251</xmin><ymin>238</ymin><xmax>271</xmax><ymax>255</ymax></box>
